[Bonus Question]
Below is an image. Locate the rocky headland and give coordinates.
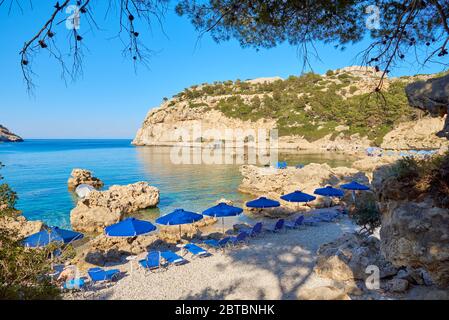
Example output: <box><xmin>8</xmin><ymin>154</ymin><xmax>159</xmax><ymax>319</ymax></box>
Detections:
<box><xmin>132</xmin><ymin>67</ymin><xmax>447</xmax><ymax>152</ymax></box>
<box><xmin>0</xmin><ymin>125</ymin><xmax>23</xmax><ymax>142</ymax></box>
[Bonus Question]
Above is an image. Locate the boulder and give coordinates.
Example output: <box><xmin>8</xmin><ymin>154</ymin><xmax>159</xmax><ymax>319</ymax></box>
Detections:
<box><xmin>0</xmin><ymin>125</ymin><xmax>23</xmax><ymax>142</ymax></box>
<box><xmin>386</xmin><ymin>278</ymin><xmax>409</xmax><ymax>293</ymax></box>
<box><xmin>68</xmin><ymin>168</ymin><xmax>104</xmax><ymax>190</ymax></box>
<box><xmin>314</xmin><ymin>233</ymin><xmax>398</xmax><ymax>283</ymax></box>
<box><xmin>381</xmin><ymin>117</ymin><xmax>449</xmax><ymax>150</ymax></box>
<box><xmin>297</xmin><ymin>286</ymin><xmax>351</xmax><ymax>300</ymax></box>
<box><xmin>405</xmin><ymin>73</ymin><xmax>449</xmax><ymax>138</ymax></box>
<box><xmin>379</xmin><ymin>198</ymin><xmax>449</xmax><ymax>288</ymax></box>
<box><xmin>352</xmin><ymin>156</ymin><xmax>399</xmax><ymax>173</ymax></box>
<box><xmin>0</xmin><ymin>215</ymin><xmax>44</xmax><ymax>239</ymax></box>
<box><xmin>70</xmin><ymin>182</ymin><xmax>160</xmax><ymax>233</ymax></box>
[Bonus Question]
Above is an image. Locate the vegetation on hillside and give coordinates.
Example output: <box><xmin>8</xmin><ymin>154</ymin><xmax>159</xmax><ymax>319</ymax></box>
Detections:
<box><xmin>0</xmin><ymin>162</ymin><xmax>60</xmax><ymax>300</ymax></box>
<box><xmin>174</xmin><ymin>71</ymin><xmax>421</xmax><ymax>144</ymax></box>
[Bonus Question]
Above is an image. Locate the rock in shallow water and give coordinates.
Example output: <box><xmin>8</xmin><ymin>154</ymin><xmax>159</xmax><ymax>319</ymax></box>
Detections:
<box><xmin>70</xmin><ymin>181</ymin><xmax>160</xmax><ymax>233</ymax></box>
<box><xmin>68</xmin><ymin>168</ymin><xmax>104</xmax><ymax>190</ymax></box>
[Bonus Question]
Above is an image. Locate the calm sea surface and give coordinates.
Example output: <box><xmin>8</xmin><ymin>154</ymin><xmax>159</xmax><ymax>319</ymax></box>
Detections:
<box><xmin>0</xmin><ymin>140</ymin><xmax>355</xmax><ymax>229</ymax></box>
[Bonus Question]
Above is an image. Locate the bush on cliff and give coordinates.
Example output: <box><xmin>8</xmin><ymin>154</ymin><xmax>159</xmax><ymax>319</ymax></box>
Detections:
<box><xmin>0</xmin><ymin>163</ymin><xmax>19</xmax><ymax>218</ymax></box>
<box><xmin>0</xmin><ymin>162</ymin><xmax>60</xmax><ymax>300</ymax></box>
<box><xmin>384</xmin><ymin>152</ymin><xmax>449</xmax><ymax>208</ymax></box>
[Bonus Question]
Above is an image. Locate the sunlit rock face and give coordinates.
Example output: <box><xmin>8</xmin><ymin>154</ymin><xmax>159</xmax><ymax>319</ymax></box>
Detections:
<box><xmin>0</xmin><ymin>125</ymin><xmax>23</xmax><ymax>142</ymax></box>
<box><xmin>70</xmin><ymin>182</ymin><xmax>160</xmax><ymax>233</ymax></box>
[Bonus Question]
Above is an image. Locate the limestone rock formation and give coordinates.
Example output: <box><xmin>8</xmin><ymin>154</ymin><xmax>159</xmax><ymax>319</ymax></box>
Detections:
<box><xmin>70</xmin><ymin>182</ymin><xmax>160</xmax><ymax>233</ymax></box>
<box><xmin>297</xmin><ymin>286</ymin><xmax>351</xmax><ymax>300</ymax></box>
<box><xmin>372</xmin><ymin>157</ymin><xmax>449</xmax><ymax>288</ymax></box>
<box><xmin>0</xmin><ymin>214</ymin><xmax>44</xmax><ymax>240</ymax></box>
<box><xmin>406</xmin><ymin>73</ymin><xmax>449</xmax><ymax>138</ymax></box>
<box><xmin>0</xmin><ymin>125</ymin><xmax>23</xmax><ymax>142</ymax></box>
<box><xmin>381</xmin><ymin>117</ymin><xmax>449</xmax><ymax>150</ymax></box>
<box><xmin>67</xmin><ymin>169</ymin><xmax>104</xmax><ymax>190</ymax></box>
<box><xmin>352</xmin><ymin>155</ymin><xmax>399</xmax><ymax>173</ymax></box>
<box><xmin>314</xmin><ymin>233</ymin><xmax>398</xmax><ymax>283</ymax></box>
<box><xmin>132</xmin><ymin>101</ymin><xmax>276</xmax><ymax>147</ymax></box>
<box><xmin>379</xmin><ymin>198</ymin><xmax>449</xmax><ymax>287</ymax></box>
<box><xmin>239</xmin><ymin>163</ymin><xmax>369</xmax><ymax>207</ymax></box>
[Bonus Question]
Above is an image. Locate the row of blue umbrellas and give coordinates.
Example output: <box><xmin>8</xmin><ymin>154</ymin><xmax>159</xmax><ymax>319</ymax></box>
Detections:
<box><xmin>23</xmin><ymin>180</ymin><xmax>370</xmax><ymax>247</ymax></box>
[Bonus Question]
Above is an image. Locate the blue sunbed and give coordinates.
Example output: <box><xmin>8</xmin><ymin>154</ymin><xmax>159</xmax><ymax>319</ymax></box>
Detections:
<box><xmin>184</xmin><ymin>243</ymin><xmax>209</xmax><ymax>258</ymax></box>
<box><xmin>264</xmin><ymin>219</ymin><xmax>285</xmax><ymax>232</ymax></box>
<box><xmin>228</xmin><ymin>231</ymin><xmax>249</xmax><ymax>246</ymax></box>
<box><xmin>203</xmin><ymin>237</ymin><xmax>231</xmax><ymax>250</ymax></box>
<box><xmin>161</xmin><ymin>250</ymin><xmax>187</xmax><ymax>265</ymax></box>
<box><xmin>139</xmin><ymin>251</ymin><xmax>161</xmax><ymax>271</ymax></box>
<box><xmin>285</xmin><ymin>215</ymin><xmax>304</xmax><ymax>229</ymax></box>
<box><xmin>241</xmin><ymin>222</ymin><xmax>263</xmax><ymax>237</ymax></box>
<box><xmin>303</xmin><ymin>217</ymin><xmax>321</xmax><ymax>226</ymax></box>
<box><xmin>88</xmin><ymin>267</ymin><xmax>120</xmax><ymax>283</ymax></box>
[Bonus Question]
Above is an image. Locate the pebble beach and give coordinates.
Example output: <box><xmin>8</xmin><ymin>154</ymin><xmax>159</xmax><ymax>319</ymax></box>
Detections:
<box><xmin>70</xmin><ymin>214</ymin><xmax>357</xmax><ymax>300</ymax></box>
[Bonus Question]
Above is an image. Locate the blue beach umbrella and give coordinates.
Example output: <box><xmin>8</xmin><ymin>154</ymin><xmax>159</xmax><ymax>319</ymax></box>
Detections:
<box><xmin>23</xmin><ymin>226</ymin><xmax>84</xmax><ymax>248</ymax></box>
<box><xmin>341</xmin><ymin>181</ymin><xmax>370</xmax><ymax>202</ymax></box>
<box><xmin>314</xmin><ymin>186</ymin><xmax>344</xmax><ymax>207</ymax></box>
<box><xmin>203</xmin><ymin>202</ymin><xmax>243</xmax><ymax>234</ymax></box>
<box><xmin>340</xmin><ymin>181</ymin><xmax>370</xmax><ymax>191</ymax></box>
<box><xmin>156</xmin><ymin>209</ymin><xmax>203</xmax><ymax>238</ymax></box>
<box><xmin>105</xmin><ymin>217</ymin><xmax>157</xmax><ymax>237</ymax></box>
<box><xmin>281</xmin><ymin>190</ymin><xmax>316</xmax><ymax>210</ymax></box>
<box><xmin>246</xmin><ymin>197</ymin><xmax>280</xmax><ymax>208</ymax></box>
<box><xmin>281</xmin><ymin>190</ymin><xmax>316</xmax><ymax>203</ymax></box>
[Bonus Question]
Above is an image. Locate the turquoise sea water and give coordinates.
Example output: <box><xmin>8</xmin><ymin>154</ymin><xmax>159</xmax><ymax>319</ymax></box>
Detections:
<box><xmin>0</xmin><ymin>140</ymin><xmax>355</xmax><ymax>229</ymax></box>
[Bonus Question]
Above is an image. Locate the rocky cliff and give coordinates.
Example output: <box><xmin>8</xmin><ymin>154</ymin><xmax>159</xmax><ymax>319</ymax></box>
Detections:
<box><xmin>406</xmin><ymin>72</ymin><xmax>449</xmax><ymax>138</ymax></box>
<box><xmin>373</xmin><ymin>154</ymin><xmax>449</xmax><ymax>288</ymax></box>
<box><xmin>0</xmin><ymin>125</ymin><xmax>23</xmax><ymax>142</ymax></box>
<box><xmin>134</xmin><ymin>67</ymin><xmax>444</xmax><ymax>151</ymax></box>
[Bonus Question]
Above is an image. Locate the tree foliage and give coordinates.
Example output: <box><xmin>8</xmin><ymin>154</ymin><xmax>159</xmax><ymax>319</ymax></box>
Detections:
<box><xmin>0</xmin><ymin>162</ymin><xmax>60</xmax><ymax>300</ymax></box>
<box><xmin>1</xmin><ymin>0</ymin><xmax>448</xmax><ymax>91</ymax></box>
<box><xmin>177</xmin><ymin>0</ymin><xmax>449</xmax><ymax>89</ymax></box>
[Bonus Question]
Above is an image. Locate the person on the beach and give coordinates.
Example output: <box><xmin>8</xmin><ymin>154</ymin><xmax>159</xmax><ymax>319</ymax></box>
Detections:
<box><xmin>57</xmin><ymin>265</ymin><xmax>75</xmax><ymax>284</ymax></box>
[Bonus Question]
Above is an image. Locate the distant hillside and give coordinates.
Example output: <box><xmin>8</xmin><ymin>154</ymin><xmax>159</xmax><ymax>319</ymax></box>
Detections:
<box><xmin>0</xmin><ymin>125</ymin><xmax>23</xmax><ymax>142</ymax></box>
<box><xmin>133</xmin><ymin>67</ymin><xmax>447</xmax><ymax>151</ymax></box>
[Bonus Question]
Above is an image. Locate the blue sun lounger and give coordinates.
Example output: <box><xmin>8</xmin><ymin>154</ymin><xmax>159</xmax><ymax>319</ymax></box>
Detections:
<box><xmin>228</xmin><ymin>231</ymin><xmax>249</xmax><ymax>246</ymax></box>
<box><xmin>161</xmin><ymin>250</ymin><xmax>187</xmax><ymax>265</ymax></box>
<box><xmin>303</xmin><ymin>217</ymin><xmax>321</xmax><ymax>226</ymax></box>
<box><xmin>203</xmin><ymin>237</ymin><xmax>231</xmax><ymax>250</ymax></box>
<box><xmin>285</xmin><ymin>215</ymin><xmax>304</xmax><ymax>229</ymax></box>
<box><xmin>139</xmin><ymin>251</ymin><xmax>161</xmax><ymax>271</ymax></box>
<box><xmin>241</xmin><ymin>222</ymin><xmax>263</xmax><ymax>237</ymax></box>
<box><xmin>264</xmin><ymin>219</ymin><xmax>285</xmax><ymax>232</ymax></box>
<box><xmin>88</xmin><ymin>267</ymin><xmax>120</xmax><ymax>284</ymax></box>
<box><xmin>184</xmin><ymin>243</ymin><xmax>209</xmax><ymax>258</ymax></box>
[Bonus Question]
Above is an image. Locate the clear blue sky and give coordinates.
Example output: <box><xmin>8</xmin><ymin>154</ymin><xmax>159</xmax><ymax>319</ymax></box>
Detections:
<box><xmin>0</xmin><ymin>2</ymin><xmax>444</xmax><ymax>139</ymax></box>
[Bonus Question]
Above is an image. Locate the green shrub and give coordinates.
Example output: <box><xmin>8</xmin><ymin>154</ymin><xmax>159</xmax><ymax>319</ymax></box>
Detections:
<box><xmin>351</xmin><ymin>197</ymin><xmax>381</xmax><ymax>235</ymax></box>
<box><xmin>0</xmin><ymin>162</ymin><xmax>60</xmax><ymax>300</ymax></box>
